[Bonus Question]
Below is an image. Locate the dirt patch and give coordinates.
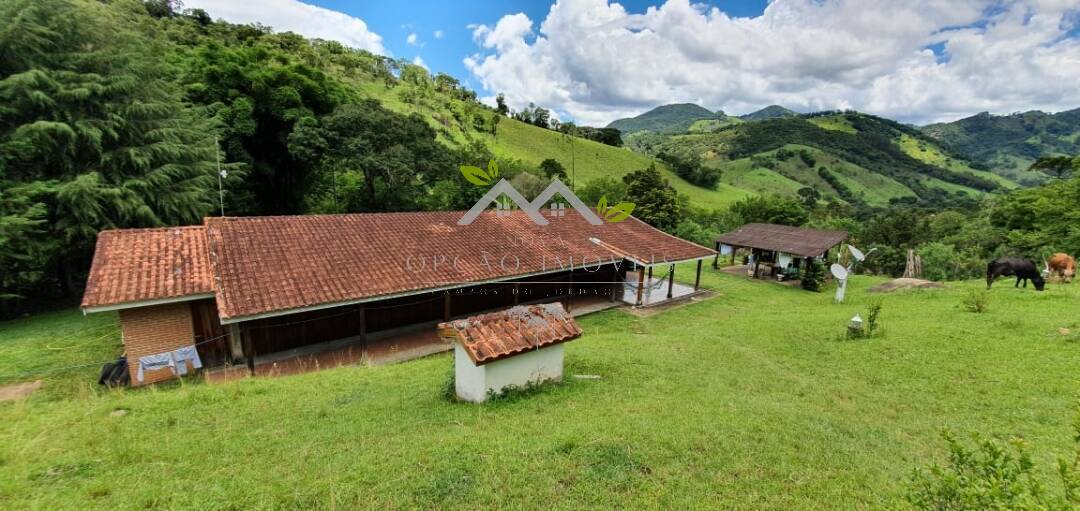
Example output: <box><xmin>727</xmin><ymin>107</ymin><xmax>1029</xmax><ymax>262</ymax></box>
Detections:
<box><xmin>0</xmin><ymin>380</ymin><xmax>43</xmax><ymax>401</ymax></box>
<box><xmin>868</xmin><ymin>278</ymin><xmax>945</xmax><ymax>293</ymax></box>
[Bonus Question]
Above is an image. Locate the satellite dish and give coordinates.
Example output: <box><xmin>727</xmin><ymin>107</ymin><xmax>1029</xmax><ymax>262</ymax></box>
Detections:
<box><xmin>847</xmin><ymin>245</ymin><xmax>866</xmax><ymax>262</ymax></box>
<box><xmin>830</xmin><ymin>263</ymin><xmax>848</xmax><ymax>280</ymax></box>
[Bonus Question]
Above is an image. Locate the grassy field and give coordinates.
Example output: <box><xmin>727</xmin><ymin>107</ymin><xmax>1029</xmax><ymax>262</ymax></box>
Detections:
<box><xmin>483</xmin><ymin>118</ymin><xmax>750</xmax><ymax>209</ymax></box>
<box><xmin>2</xmin><ymin>271</ymin><xmax>1079</xmax><ymax>509</ymax></box>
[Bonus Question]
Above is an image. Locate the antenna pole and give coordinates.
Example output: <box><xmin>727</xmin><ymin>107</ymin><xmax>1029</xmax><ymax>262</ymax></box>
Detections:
<box><xmin>215</xmin><ymin>137</ymin><xmax>225</xmax><ymax>217</ymax></box>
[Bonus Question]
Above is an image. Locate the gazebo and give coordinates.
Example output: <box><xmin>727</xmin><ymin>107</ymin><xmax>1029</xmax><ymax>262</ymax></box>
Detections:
<box><xmin>714</xmin><ymin>223</ymin><xmax>848</xmax><ymax>280</ymax></box>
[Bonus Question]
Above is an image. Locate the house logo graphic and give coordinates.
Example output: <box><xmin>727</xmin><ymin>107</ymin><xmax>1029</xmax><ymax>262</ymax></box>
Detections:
<box><xmin>457</xmin><ymin>160</ymin><xmax>635</xmax><ymax>226</ymax></box>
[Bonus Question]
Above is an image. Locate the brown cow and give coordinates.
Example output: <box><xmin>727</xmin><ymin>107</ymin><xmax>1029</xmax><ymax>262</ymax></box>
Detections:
<box><xmin>1049</xmin><ymin>253</ymin><xmax>1076</xmax><ymax>283</ymax></box>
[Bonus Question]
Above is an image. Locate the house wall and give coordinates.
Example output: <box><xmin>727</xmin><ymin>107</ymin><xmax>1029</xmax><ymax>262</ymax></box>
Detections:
<box><xmin>119</xmin><ymin>302</ymin><xmax>198</xmax><ymax>386</ymax></box>
<box><xmin>454</xmin><ymin>342</ymin><xmax>565</xmax><ymax>403</ymax></box>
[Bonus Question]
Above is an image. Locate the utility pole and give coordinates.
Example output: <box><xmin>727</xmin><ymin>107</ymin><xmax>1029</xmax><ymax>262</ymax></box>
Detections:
<box><xmin>215</xmin><ymin>137</ymin><xmax>225</xmax><ymax>217</ymax></box>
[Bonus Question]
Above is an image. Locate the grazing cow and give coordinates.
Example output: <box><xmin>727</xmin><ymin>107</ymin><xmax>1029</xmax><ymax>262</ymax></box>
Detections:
<box><xmin>986</xmin><ymin>257</ymin><xmax>1046</xmax><ymax>291</ymax></box>
<box><xmin>1048</xmin><ymin>253</ymin><xmax>1076</xmax><ymax>283</ymax></box>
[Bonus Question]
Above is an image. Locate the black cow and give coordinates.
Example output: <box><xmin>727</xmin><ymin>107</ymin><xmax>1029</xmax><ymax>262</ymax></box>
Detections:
<box><xmin>986</xmin><ymin>257</ymin><xmax>1045</xmax><ymax>291</ymax></box>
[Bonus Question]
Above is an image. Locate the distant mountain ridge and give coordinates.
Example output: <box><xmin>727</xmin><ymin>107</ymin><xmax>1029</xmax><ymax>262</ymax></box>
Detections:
<box><xmin>607</xmin><ymin>103</ymin><xmax>719</xmax><ymax>135</ymax></box>
<box><xmin>739</xmin><ymin>105</ymin><xmax>797</xmax><ymax>121</ymax></box>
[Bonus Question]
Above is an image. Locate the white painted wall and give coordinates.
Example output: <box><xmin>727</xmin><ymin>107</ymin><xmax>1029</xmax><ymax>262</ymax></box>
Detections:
<box><xmin>454</xmin><ymin>343</ymin><xmax>565</xmax><ymax>403</ymax></box>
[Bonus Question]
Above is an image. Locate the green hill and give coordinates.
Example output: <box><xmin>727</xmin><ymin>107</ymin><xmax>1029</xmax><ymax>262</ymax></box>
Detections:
<box><xmin>607</xmin><ymin>103</ymin><xmax>722</xmax><ymax>135</ymax></box>
<box><xmin>921</xmin><ymin>109</ymin><xmax>1080</xmax><ymax>185</ymax></box>
<box><xmin>653</xmin><ymin>112</ymin><xmax>1013</xmax><ymax>205</ymax></box>
<box><xmin>739</xmin><ymin>105</ymin><xmax>797</xmax><ymax>121</ymax></box>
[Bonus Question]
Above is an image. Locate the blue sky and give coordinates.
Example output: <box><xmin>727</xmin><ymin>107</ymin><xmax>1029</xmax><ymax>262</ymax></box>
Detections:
<box><xmin>185</xmin><ymin>0</ymin><xmax>1080</xmax><ymax>126</ymax></box>
<box><xmin>323</xmin><ymin>0</ymin><xmax>769</xmax><ymax>88</ymax></box>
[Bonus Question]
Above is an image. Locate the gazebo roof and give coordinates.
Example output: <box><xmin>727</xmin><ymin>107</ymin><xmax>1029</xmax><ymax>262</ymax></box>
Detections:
<box><xmin>716</xmin><ymin>223</ymin><xmax>848</xmax><ymax>258</ymax></box>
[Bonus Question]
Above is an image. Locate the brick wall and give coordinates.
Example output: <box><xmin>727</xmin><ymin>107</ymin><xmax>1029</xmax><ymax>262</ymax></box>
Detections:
<box><xmin>120</xmin><ymin>302</ymin><xmax>196</xmax><ymax>386</ymax></box>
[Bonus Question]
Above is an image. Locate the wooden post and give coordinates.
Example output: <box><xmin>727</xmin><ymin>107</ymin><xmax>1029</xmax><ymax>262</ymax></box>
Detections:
<box><xmin>713</xmin><ymin>243</ymin><xmax>720</xmax><ymax>269</ymax></box>
<box><xmin>358</xmin><ymin>304</ymin><xmax>366</xmax><ymax>346</ymax></box>
<box><xmin>647</xmin><ymin>266</ymin><xmax>653</xmax><ymax>282</ymax></box>
<box><xmin>513</xmin><ymin>282</ymin><xmax>520</xmax><ymax>305</ymax></box>
<box><xmin>567</xmin><ymin>269</ymin><xmax>574</xmax><ymax>312</ymax></box>
<box><xmin>443</xmin><ymin>291</ymin><xmax>452</xmax><ymax>321</ymax></box>
<box><xmin>635</xmin><ymin>267</ymin><xmax>646</xmax><ymax>306</ymax></box>
<box><xmin>753</xmin><ymin>249</ymin><xmax>761</xmax><ymax>279</ymax></box>
<box><xmin>610</xmin><ymin>266</ymin><xmax>620</xmax><ymax>302</ymax></box>
<box><xmin>240</xmin><ymin>326</ymin><xmax>255</xmax><ymax>376</ymax></box>
<box><xmin>667</xmin><ymin>264</ymin><xmax>675</xmax><ymax>299</ymax></box>
<box><xmin>695</xmin><ymin>259</ymin><xmax>702</xmax><ymax>291</ymax></box>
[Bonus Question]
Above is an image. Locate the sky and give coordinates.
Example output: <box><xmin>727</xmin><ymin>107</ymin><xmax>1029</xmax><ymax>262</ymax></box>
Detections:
<box><xmin>182</xmin><ymin>0</ymin><xmax>1080</xmax><ymax>126</ymax></box>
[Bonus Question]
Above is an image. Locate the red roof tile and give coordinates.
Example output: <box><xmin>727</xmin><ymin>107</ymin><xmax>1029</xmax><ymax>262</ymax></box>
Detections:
<box><xmin>81</xmin><ymin>227</ymin><xmax>213</xmax><ymax>310</ymax></box>
<box><xmin>204</xmin><ymin>211</ymin><xmax>714</xmax><ymax>321</ymax></box>
<box><xmin>438</xmin><ymin>303</ymin><xmax>582</xmax><ymax>365</ymax></box>
<box><xmin>82</xmin><ymin>211</ymin><xmax>714</xmax><ymax>318</ymax></box>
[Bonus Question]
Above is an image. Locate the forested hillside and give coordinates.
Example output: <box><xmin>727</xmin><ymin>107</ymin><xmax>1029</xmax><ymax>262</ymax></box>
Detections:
<box><xmin>922</xmin><ymin>109</ymin><xmax>1080</xmax><ymax>185</ymax></box>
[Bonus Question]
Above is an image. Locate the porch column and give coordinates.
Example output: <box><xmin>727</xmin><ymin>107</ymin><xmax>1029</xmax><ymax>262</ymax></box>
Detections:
<box><xmin>753</xmin><ymin>249</ymin><xmax>761</xmax><ymax>279</ymax></box>
<box><xmin>358</xmin><ymin>304</ymin><xmax>367</xmax><ymax>345</ymax></box>
<box><xmin>513</xmin><ymin>282</ymin><xmax>520</xmax><ymax>305</ymax></box>
<box><xmin>567</xmin><ymin>269</ymin><xmax>574</xmax><ymax>312</ymax></box>
<box><xmin>694</xmin><ymin>259</ymin><xmax>702</xmax><ymax>291</ymax></box>
<box><xmin>667</xmin><ymin>264</ymin><xmax>675</xmax><ymax>299</ymax></box>
<box><xmin>713</xmin><ymin>243</ymin><xmax>720</xmax><ymax>269</ymax></box>
<box><xmin>443</xmin><ymin>291</ymin><xmax>452</xmax><ymax>321</ymax></box>
<box><xmin>240</xmin><ymin>325</ymin><xmax>255</xmax><ymax>376</ymax></box>
<box><xmin>635</xmin><ymin>266</ymin><xmax>646</xmax><ymax>306</ymax></box>
<box><xmin>227</xmin><ymin>323</ymin><xmax>244</xmax><ymax>362</ymax></box>
<box><xmin>610</xmin><ymin>266</ymin><xmax>620</xmax><ymax>302</ymax></box>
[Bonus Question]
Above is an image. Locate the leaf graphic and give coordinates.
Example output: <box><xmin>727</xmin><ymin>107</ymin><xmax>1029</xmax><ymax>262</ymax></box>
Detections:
<box><xmin>596</xmin><ymin>196</ymin><xmax>608</xmax><ymax>217</ymax></box>
<box><xmin>487</xmin><ymin>159</ymin><xmax>500</xmax><ymax>179</ymax></box>
<box><xmin>604</xmin><ymin>202</ymin><xmax>635</xmax><ymax>223</ymax></box>
<box><xmin>460</xmin><ymin>165</ymin><xmax>493</xmax><ymax>186</ymax></box>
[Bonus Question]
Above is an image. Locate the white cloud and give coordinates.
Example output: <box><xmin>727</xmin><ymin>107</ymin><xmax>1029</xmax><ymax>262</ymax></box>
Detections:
<box><xmin>434</xmin><ymin>29</ymin><xmax>445</xmax><ymax>39</ymax></box>
<box><xmin>412</xmin><ymin>56</ymin><xmax>429</xmax><ymax>70</ymax></box>
<box><xmin>406</xmin><ymin>32</ymin><xmax>420</xmax><ymax>46</ymax></box>
<box><xmin>464</xmin><ymin>0</ymin><xmax>1080</xmax><ymax>125</ymax></box>
<box><xmin>184</xmin><ymin>0</ymin><xmax>385</xmax><ymax>55</ymax></box>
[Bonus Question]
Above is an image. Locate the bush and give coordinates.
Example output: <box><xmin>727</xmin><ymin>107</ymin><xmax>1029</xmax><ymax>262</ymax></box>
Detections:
<box><xmin>847</xmin><ymin>300</ymin><xmax>883</xmax><ymax>339</ymax></box>
<box><xmin>801</xmin><ymin>259</ymin><xmax>825</xmax><ymax>292</ymax></box>
<box><xmin>961</xmin><ymin>289</ymin><xmax>991</xmax><ymax>313</ymax></box>
<box><xmin>919</xmin><ymin>242</ymin><xmax>986</xmax><ymax>282</ymax></box>
<box><xmin>907</xmin><ymin>405</ymin><xmax>1080</xmax><ymax>510</ymax></box>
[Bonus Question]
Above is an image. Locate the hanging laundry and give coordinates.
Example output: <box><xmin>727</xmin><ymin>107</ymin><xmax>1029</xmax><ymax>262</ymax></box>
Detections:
<box><xmin>171</xmin><ymin>345</ymin><xmax>203</xmax><ymax>376</ymax></box>
<box><xmin>136</xmin><ymin>352</ymin><xmax>176</xmax><ymax>383</ymax></box>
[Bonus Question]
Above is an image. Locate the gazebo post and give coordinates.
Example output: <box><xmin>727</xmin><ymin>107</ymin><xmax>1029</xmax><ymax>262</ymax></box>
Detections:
<box><xmin>694</xmin><ymin>259</ymin><xmax>702</xmax><ymax>291</ymax></box>
<box><xmin>635</xmin><ymin>266</ymin><xmax>646</xmax><ymax>306</ymax></box>
<box><xmin>667</xmin><ymin>264</ymin><xmax>675</xmax><ymax>299</ymax></box>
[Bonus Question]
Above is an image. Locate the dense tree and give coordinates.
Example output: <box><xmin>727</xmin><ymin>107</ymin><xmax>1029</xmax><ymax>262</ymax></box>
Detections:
<box><xmin>538</xmin><ymin>159</ymin><xmax>567</xmax><ymax>180</ymax></box>
<box><xmin>314</xmin><ymin>100</ymin><xmax>454</xmax><ymax>211</ymax></box>
<box><xmin>0</xmin><ymin>0</ymin><xmax>220</xmax><ymax>305</ymax></box>
<box><xmin>577</xmin><ymin>176</ymin><xmax>627</xmax><ymax>206</ymax></box>
<box><xmin>495</xmin><ymin>93</ymin><xmax>509</xmax><ymax>116</ymax></box>
<box><xmin>1029</xmin><ymin>155</ymin><xmax>1076</xmax><ymax>180</ymax></box>
<box><xmin>623</xmin><ymin>164</ymin><xmax>680</xmax><ymax>229</ymax></box>
<box><xmin>730</xmin><ymin>195</ymin><xmax>808</xmax><ymax>226</ymax></box>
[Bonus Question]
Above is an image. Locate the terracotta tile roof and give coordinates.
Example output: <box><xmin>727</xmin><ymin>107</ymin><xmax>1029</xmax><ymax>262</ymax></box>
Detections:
<box><xmin>716</xmin><ymin>223</ymin><xmax>848</xmax><ymax>258</ymax></box>
<box><xmin>81</xmin><ymin>227</ymin><xmax>213</xmax><ymax>310</ymax></box>
<box><xmin>438</xmin><ymin>303</ymin><xmax>582</xmax><ymax>365</ymax></box>
<box><xmin>204</xmin><ymin>211</ymin><xmax>714</xmax><ymax>321</ymax></box>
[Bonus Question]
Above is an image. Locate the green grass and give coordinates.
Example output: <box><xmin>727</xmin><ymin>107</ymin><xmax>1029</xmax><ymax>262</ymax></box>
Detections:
<box><xmin>483</xmin><ymin>118</ymin><xmax>750</xmax><ymax>209</ymax></box>
<box><xmin>2</xmin><ymin>273</ymin><xmax>1079</xmax><ymax>509</ymax></box>
<box><xmin>897</xmin><ymin>134</ymin><xmax>1019</xmax><ymax>190</ymax></box>
<box><xmin>808</xmin><ymin>115</ymin><xmax>857</xmax><ymax>133</ymax></box>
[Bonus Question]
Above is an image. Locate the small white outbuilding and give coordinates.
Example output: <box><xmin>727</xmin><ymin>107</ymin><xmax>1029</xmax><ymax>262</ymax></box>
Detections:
<box><xmin>438</xmin><ymin>303</ymin><xmax>583</xmax><ymax>403</ymax></box>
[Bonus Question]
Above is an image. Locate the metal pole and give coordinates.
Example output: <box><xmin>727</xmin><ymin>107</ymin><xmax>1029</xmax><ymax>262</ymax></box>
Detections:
<box><xmin>215</xmin><ymin>137</ymin><xmax>225</xmax><ymax>217</ymax></box>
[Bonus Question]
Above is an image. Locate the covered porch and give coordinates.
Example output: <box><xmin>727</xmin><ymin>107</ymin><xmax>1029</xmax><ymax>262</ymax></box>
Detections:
<box><xmin>713</xmin><ymin>223</ymin><xmax>848</xmax><ymax>284</ymax></box>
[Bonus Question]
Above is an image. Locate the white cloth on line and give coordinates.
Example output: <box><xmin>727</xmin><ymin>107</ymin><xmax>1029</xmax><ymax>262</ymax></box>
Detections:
<box><xmin>136</xmin><ymin>352</ymin><xmax>176</xmax><ymax>383</ymax></box>
<box><xmin>136</xmin><ymin>345</ymin><xmax>202</xmax><ymax>382</ymax></box>
<box><xmin>172</xmin><ymin>345</ymin><xmax>203</xmax><ymax>376</ymax></box>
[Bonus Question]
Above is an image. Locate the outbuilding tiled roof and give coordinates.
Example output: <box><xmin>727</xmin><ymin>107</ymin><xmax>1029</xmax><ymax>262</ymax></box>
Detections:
<box><xmin>82</xmin><ymin>211</ymin><xmax>714</xmax><ymax>319</ymax></box>
<box><xmin>204</xmin><ymin>211</ymin><xmax>713</xmax><ymax>321</ymax></box>
<box><xmin>716</xmin><ymin>223</ymin><xmax>848</xmax><ymax>258</ymax></box>
<box><xmin>81</xmin><ymin>227</ymin><xmax>213</xmax><ymax>311</ymax></box>
<box><xmin>438</xmin><ymin>303</ymin><xmax>582</xmax><ymax>365</ymax></box>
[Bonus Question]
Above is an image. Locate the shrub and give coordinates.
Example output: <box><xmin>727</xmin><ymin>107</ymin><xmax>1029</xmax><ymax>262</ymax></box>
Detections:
<box><xmin>907</xmin><ymin>405</ymin><xmax>1080</xmax><ymax>510</ymax></box>
<box><xmin>801</xmin><ymin>259</ymin><xmax>825</xmax><ymax>292</ymax></box>
<box><xmin>846</xmin><ymin>300</ymin><xmax>883</xmax><ymax>339</ymax></box>
<box><xmin>961</xmin><ymin>289</ymin><xmax>991</xmax><ymax>313</ymax></box>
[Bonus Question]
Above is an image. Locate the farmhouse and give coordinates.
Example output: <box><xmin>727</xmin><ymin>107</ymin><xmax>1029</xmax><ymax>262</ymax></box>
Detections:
<box><xmin>715</xmin><ymin>223</ymin><xmax>848</xmax><ymax>280</ymax></box>
<box><xmin>81</xmin><ymin>211</ymin><xmax>714</xmax><ymax>385</ymax></box>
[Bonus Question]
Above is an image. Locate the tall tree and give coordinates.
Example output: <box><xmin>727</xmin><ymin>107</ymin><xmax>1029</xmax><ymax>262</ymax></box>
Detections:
<box><xmin>622</xmin><ymin>164</ymin><xmax>680</xmax><ymax>229</ymax></box>
<box><xmin>0</xmin><ymin>0</ymin><xmax>219</xmax><ymax>302</ymax></box>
